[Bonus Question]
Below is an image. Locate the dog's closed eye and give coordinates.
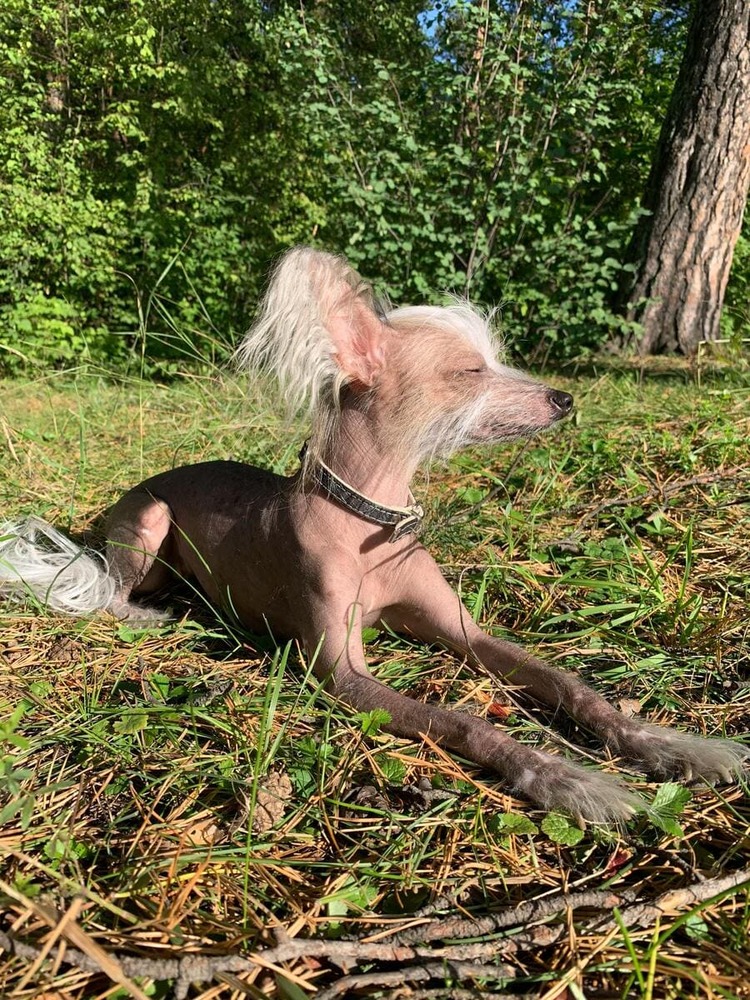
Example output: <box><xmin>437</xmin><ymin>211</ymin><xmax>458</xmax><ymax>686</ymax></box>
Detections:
<box><xmin>445</xmin><ymin>356</ymin><xmax>488</xmax><ymax>378</ymax></box>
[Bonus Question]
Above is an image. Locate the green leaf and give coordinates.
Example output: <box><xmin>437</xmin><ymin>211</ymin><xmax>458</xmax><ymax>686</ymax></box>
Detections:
<box><xmin>43</xmin><ymin>834</ymin><xmax>67</xmax><ymax>861</ymax></box>
<box><xmin>326</xmin><ymin>898</ymin><xmax>348</xmax><ymax>919</ymax></box>
<box><xmin>380</xmin><ymin>757</ymin><xmax>407</xmax><ymax>784</ymax></box>
<box><xmin>355</xmin><ymin>709</ymin><xmax>392</xmax><ymax>736</ymax></box>
<box><xmin>289</xmin><ymin>767</ymin><xmax>315</xmax><ymax>797</ymax></box>
<box><xmin>541</xmin><ymin>812</ymin><xmax>585</xmax><ymax>845</ymax></box>
<box><xmin>149</xmin><ymin>674</ymin><xmax>171</xmax><ymax>700</ymax></box>
<box><xmin>0</xmin><ymin>798</ymin><xmax>23</xmax><ymax>825</ymax></box>
<box><xmin>0</xmin><ymin>703</ymin><xmax>28</xmax><ymax>741</ymax></box>
<box><xmin>113</xmin><ymin>712</ymin><xmax>149</xmax><ymax>735</ymax></box>
<box><xmin>683</xmin><ymin>914</ymin><xmax>710</xmax><ymax>942</ymax></box>
<box><xmin>322</xmin><ymin>879</ymin><xmax>378</xmax><ymax>916</ymax></box>
<box><xmin>276</xmin><ymin>976</ymin><xmax>311</xmax><ymax>1000</ymax></box>
<box><xmin>647</xmin><ymin>783</ymin><xmax>691</xmax><ymax>837</ymax></box>
<box><xmin>496</xmin><ymin>812</ymin><xmax>539</xmax><ymax>836</ymax></box>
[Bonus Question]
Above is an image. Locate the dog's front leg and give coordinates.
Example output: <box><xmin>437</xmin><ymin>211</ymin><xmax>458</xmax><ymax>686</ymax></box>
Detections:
<box><xmin>311</xmin><ymin>600</ymin><xmax>641</xmax><ymax>824</ymax></box>
<box><xmin>387</xmin><ymin>550</ymin><xmax>748</xmax><ymax>788</ymax></box>
<box><xmin>469</xmin><ymin>632</ymin><xmax>749</xmax><ymax>785</ymax></box>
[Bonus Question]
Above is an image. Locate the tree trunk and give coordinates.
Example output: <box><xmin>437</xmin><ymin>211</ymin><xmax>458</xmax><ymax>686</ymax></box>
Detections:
<box><xmin>619</xmin><ymin>0</ymin><xmax>750</xmax><ymax>355</ymax></box>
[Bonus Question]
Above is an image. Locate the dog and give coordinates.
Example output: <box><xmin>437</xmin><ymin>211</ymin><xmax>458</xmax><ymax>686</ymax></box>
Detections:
<box><xmin>1</xmin><ymin>247</ymin><xmax>746</xmax><ymax>824</ymax></box>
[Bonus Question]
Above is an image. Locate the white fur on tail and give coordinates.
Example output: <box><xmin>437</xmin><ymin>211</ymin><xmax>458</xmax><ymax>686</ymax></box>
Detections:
<box><xmin>0</xmin><ymin>517</ymin><xmax>114</xmax><ymax>614</ymax></box>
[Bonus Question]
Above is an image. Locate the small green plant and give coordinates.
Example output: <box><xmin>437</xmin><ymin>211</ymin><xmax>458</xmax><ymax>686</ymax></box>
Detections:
<box><xmin>355</xmin><ymin>708</ymin><xmax>392</xmax><ymax>736</ymax></box>
<box><xmin>646</xmin><ymin>783</ymin><xmax>692</xmax><ymax>838</ymax></box>
<box><xmin>541</xmin><ymin>811</ymin><xmax>585</xmax><ymax>846</ymax></box>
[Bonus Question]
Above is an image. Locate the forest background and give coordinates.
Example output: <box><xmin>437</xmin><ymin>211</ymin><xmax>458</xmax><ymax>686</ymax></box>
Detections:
<box><xmin>3</xmin><ymin>0</ymin><xmax>747</xmax><ymax>373</ymax></box>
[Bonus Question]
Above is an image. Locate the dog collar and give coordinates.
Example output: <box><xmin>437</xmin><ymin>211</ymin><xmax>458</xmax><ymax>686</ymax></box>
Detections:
<box><xmin>301</xmin><ymin>445</ymin><xmax>424</xmax><ymax>542</ymax></box>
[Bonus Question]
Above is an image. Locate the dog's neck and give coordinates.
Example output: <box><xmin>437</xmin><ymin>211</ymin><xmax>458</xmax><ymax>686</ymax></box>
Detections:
<box><xmin>310</xmin><ymin>396</ymin><xmax>419</xmax><ymax>510</ymax></box>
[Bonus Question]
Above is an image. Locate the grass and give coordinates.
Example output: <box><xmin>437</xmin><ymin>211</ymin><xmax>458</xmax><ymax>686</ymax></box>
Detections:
<box><xmin>1</xmin><ymin>359</ymin><xmax>749</xmax><ymax>999</ymax></box>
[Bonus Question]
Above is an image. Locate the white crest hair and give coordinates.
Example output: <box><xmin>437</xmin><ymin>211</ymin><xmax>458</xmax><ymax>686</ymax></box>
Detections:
<box><xmin>235</xmin><ymin>246</ymin><xmax>377</xmax><ymax>416</ymax></box>
<box><xmin>0</xmin><ymin>517</ymin><xmax>115</xmax><ymax>614</ymax></box>
<box><xmin>389</xmin><ymin>301</ymin><xmax>504</xmax><ymax>369</ymax></box>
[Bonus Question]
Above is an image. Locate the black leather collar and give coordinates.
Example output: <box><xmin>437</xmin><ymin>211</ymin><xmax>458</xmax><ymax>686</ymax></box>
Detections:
<box><xmin>302</xmin><ymin>445</ymin><xmax>424</xmax><ymax>542</ymax></box>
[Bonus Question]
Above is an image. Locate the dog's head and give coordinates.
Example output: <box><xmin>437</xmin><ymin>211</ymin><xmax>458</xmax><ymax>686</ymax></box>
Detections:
<box><xmin>237</xmin><ymin>247</ymin><xmax>572</xmax><ymax>462</ymax></box>
<box><xmin>382</xmin><ymin>304</ymin><xmax>572</xmax><ymax>459</ymax></box>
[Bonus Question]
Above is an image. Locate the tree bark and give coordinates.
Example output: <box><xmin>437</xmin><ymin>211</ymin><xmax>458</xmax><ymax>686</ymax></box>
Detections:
<box><xmin>619</xmin><ymin>0</ymin><xmax>750</xmax><ymax>355</ymax></box>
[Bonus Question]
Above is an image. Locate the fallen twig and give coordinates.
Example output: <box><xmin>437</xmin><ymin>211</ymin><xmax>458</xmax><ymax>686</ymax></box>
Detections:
<box><xmin>314</xmin><ymin>960</ymin><xmax>516</xmax><ymax>1000</ymax></box>
<box><xmin>379</xmin><ymin>990</ymin><xmax>512</xmax><ymax>1000</ymax></box>
<box><xmin>564</xmin><ymin>464</ymin><xmax>750</xmax><ymax>533</ymax></box>
<box><xmin>587</xmin><ymin>869</ymin><xmax>750</xmax><ymax>934</ymax></box>
<box><xmin>390</xmin><ymin>868</ymin><xmax>750</xmax><ymax>946</ymax></box>
<box><xmin>1</xmin><ymin>869</ymin><xmax>747</xmax><ymax>998</ymax></box>
<box><xmin>391</xmin><ymin>886</ymin><xmax>637</xmax><ymax>946</ymax></box>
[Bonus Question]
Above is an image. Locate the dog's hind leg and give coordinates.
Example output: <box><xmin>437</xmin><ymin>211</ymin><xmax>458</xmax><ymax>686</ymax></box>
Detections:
<box><xmin>105</xmin><ymin>490</ymin><xmax>175</xmax><ymax>622</ymax></box>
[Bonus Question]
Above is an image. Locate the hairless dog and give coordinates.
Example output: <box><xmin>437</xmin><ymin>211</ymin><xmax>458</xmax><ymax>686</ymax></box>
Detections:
<box><xmin>1</xmin><ymin>248</ymin><xmax>746</xmax><ymax>823</ymax></box>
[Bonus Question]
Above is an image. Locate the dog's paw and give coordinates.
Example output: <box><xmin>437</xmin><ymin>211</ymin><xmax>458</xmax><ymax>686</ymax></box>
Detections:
<box><xmin>511</xmin><ymin>751</ymin><xmax>644</xmax><ymax>826</ymax></box>
<box><xmin>108</xmin><ymin>598</ymin><xmax>173</xmax><ymax>626</ymax></box>
<box><xmin>613</xmin><ymin>721</ymin><xmax>749</xmax><ymax>785</ymax></box>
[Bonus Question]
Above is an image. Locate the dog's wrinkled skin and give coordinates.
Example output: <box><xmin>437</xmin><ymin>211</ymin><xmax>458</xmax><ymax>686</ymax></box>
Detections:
<box><xmin>2</xmin><ymin>248</ymin><xmax>747</xmax><ymax>823</ymax></box>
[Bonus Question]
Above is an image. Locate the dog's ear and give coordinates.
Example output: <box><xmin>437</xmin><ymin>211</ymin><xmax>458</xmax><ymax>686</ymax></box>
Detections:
<box><xmin>327</xmin><ymin>299</ymin><xmax>387</xmax><ymax>388</ymax></box>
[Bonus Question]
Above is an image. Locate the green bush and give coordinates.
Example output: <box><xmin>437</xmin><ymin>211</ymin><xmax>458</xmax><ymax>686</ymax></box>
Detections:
<box><xmin>5</xmin><ymin>0</ymin><xmax>743</xmax><ymax>370</ymax></box>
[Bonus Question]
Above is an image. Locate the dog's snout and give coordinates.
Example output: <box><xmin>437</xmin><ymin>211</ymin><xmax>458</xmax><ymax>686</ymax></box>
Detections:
<box><xmin>548</xmin><ymin>389</ymin><xmax>574</xmax><ymax>416</ymax></box>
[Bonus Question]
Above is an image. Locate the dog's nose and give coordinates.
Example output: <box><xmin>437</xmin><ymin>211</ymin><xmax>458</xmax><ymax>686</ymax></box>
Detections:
<box><xmin>548</xmin><ymin>389</ymin><xmax>574</xmax><ymax>415</ymax></box>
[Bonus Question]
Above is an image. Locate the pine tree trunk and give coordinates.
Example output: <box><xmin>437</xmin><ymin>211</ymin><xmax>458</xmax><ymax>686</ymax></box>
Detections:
<box><xmin>620</xmin><ymin>0</ymin><xmax>750</xmax><ymax>355</ymax></box>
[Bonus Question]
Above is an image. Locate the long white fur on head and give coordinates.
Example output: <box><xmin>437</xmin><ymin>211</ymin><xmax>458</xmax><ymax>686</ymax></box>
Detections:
<box><xmin>387</xmin><ymin>302</ymin><xmax>502</xmax><ymax>368</ymax></box>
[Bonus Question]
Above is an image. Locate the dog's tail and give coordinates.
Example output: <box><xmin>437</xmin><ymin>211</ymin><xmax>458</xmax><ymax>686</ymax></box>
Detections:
<box><xmin>0</xmin><ymin>517</ymin><xmax>115</xmax><ymax>615</ymax></box>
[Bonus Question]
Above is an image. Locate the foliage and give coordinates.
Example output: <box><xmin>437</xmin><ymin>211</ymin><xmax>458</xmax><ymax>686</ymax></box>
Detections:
<box><xmin>4</xmin><ymin>1</ymin><xmax>749</xmax><ymax>370</ymax></box>
<box><xmin>0</xmin><ymin>0</ymin><xmax>280</xmax><ymax>370</ymax></box>
<box><xmin>646</xmin><ymin>782</ymin><xmax>692</xmax><ymax>838</ymax></box>
<box><xmin>721</xmin><ymin>231</ymin><xmax>750</xmax><ymax>346</ymax></box>
<box><xmin>294</xmin><ymin>0</ymin><xmax>676</xmax><ymax>355</ymax></box>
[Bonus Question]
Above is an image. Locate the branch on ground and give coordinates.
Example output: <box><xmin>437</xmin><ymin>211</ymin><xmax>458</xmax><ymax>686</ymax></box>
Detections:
<box><xmin>1</xmin><ymin>869</ymin><xmax>747</xmax><ymax>998</ymax></box>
